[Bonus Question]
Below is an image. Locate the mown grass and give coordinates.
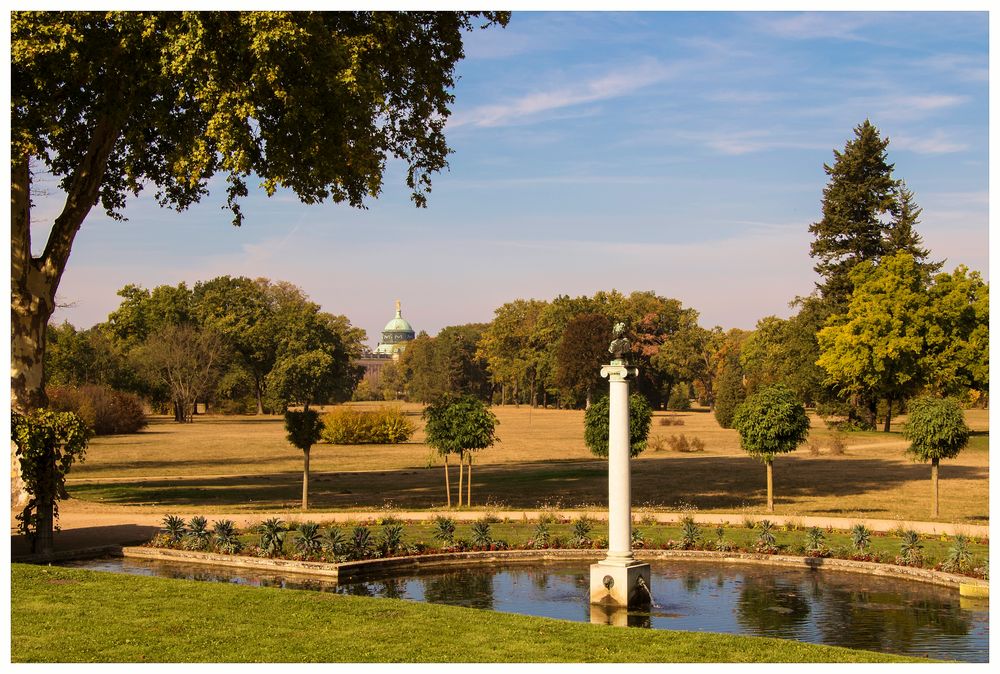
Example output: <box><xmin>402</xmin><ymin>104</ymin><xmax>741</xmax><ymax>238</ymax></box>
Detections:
<box><xmin>66</xmin><ymin>404</ymin><xmax>989</xmax><ymax>523</ymax></box>
<box><xmin>11</xmin><ymin>564</ymin><xmax>930</xmax><ymax>663</ymax></box>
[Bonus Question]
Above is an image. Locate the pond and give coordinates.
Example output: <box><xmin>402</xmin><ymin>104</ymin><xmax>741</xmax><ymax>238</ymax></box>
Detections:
<box><xmin>61</xmin><ymin>557</ymin><xmax>988</xmax><ymax>662</ymax></box>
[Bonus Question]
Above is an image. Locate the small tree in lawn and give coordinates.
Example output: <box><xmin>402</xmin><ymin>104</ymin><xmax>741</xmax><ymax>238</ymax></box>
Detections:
<box><xmin>583</xmin><ymin>393</ymin><xmax>653</xmax><ymax>458</ymax></box>
<box><xmin>423</xmin><ymin>394</ymin><xmax>498</xmax><ymax>508</ymax></box>
<box><xmin>284</xmin><ymin>410</ymin><xmax>324</xmax><ymax>510</ymax></box>
<box><xmin>903</xmin><ymin>396</ymin><xmax>969</xmax><ymax>519</ymax></box>
<box><xmin>11</xmin><ymin>409</ymin><xmax>91</xmax><ymax>555</ymax></box>
<box><xmin>732</xmin><ymin>385</ymin><xmax>809</xmax><ymax>513</ymax></box>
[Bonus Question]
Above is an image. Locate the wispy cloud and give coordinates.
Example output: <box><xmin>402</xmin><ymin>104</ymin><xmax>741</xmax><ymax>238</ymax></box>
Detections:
<box><xmin>449</xmin><ymin>59</ymin><xmax>676</xmax><ymax>129</ymax></box>
<box><xmin>748</xmin><ymin>12</ymin><xmax>877</xmax><ymax>42</ymax></box>
<box><xmin>892</xmin><ymin>130</ymin><xmax>969</xmax><ymax>155</ymax></box>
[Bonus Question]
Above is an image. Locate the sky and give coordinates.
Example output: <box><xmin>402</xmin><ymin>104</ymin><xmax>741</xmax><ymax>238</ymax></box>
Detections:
<box><xmin>31</xmin><ymin>9</ymin><xmax>990</xmax><ymax>350</ymax></box>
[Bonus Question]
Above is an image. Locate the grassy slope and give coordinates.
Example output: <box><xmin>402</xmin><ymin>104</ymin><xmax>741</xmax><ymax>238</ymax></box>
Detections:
<box><xmin>11</xmin><ymin>564</ymin><xmax>927</xmax><ymax>663</ymax></box>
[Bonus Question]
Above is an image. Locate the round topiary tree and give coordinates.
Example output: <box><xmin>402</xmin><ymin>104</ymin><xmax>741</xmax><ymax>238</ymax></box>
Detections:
<box><xmin>284</xmin><ymin>409</ymin><xmax>325</xmax><ymax>510</ymax></box>
<box><xmin>902</xmin><ymin>396</ymin><xmax>970</xmax><ymax>518</ymax></box>
<box><xmin>731</xmin><ymin>385</ymin><xmax>809</xmax><ymax>512</ymax></box>
<box><xmin>423</xmin><ymin>394</ymin><xmax>498</xmax><ymax>508</ymax></box>
<box><xmin>584</xmin><ymin>393</ymin><xmax>653</xmax><ymax>458</ymax></box>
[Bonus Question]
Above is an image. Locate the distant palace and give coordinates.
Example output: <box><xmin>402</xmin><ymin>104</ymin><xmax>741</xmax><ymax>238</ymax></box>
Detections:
<box><xmin>356</xmin><ymin>300</ymin><xmax>416</xmax><ymax>390</ymax></box>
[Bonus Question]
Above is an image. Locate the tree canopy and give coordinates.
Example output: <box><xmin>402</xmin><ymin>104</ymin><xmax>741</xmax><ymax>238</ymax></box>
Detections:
<box><xmin>583</xmin><ymin>393</ymin><xmax>652</xmax><ymax>459</ymax></box>
<box><xmin>731</xmin><ymin>385</ymin><xmax>810</xmax><ymax>461</ymax></box>
<box><xmin>903</xmin><ymin>397</ymin><xmax>970</xmax><ymax>463</ymax></box>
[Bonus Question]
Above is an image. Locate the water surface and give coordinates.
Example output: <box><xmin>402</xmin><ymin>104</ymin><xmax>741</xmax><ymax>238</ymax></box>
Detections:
<box><xmin>62</xmin><ymin>557</ymin><xmax>988</xmax><ymax>662</ymax></box>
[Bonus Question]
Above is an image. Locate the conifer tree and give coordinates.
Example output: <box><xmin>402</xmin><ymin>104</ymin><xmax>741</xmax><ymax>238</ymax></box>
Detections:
<box><xmin>885</xmin><ymin>181</ymin><xmax>942</xmax><ymax>277</ymax></box>
<box><xmin>809</xmin><ymin>120</ymin><xmax>899</xmax><ymax>307</ymax></box>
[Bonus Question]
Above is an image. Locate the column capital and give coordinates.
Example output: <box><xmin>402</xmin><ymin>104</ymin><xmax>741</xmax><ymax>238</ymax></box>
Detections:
<box><xmin>600</xmin><ymin>364</ymin><xmax>639</xmax><ymax>381</ymax></box>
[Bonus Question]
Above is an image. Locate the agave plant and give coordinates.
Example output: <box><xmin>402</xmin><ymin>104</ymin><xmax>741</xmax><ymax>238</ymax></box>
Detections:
<box><xmin>348</xmin><ymin>525</ymin><xmax>375</xmax><ymax>560</ymax></box>
<box><xmin>380</xmin><ymin>522</ymin><xmax>406</xmax><ymax>556</ymax></box>
<box><xmin>631</xmin><ymin>527</ymin><xmax>647</xmax><ymax>548</ymax></box>
<box><xmin>433</xmin><ymin>515</ymin><xmax>456</xmax><ymax>545</ymax></box>
<box><xmin>294</xmin><ymin>521</ymin><xmax>323</xmax><ymax>557</ymax></box>
<box><xmin>257</xmin><ymin>517</ymin><xmax>287</xmax><ymax>557</ymax></box>
<box><xmin>942</xmin><ymin>534</ymin><xmax>973</xmax><ymax>573</ymax></box>
<box><xmin>324</xmin><ymin>527</ymin><xmax>346</xmax><ymax>558</ymax></box>
<box><xmin>571</xmin><ymin>517</ymin><xmax>593</xmax><ymax>547</ymax></box>
<box><xmin>471</xmin><ymin>519</ymin><xmax>493</xmax><ymax>548</ymax></box>
<box><xmin>680</xmin><ymin>516</ymin><xmax>701</xmax><ymax>550</ymax></box>
<box><xmin>805</xmin><ymin>526</ymin><xmax>825</xmax><ymax>552</ymax></box>
<box><xmin>213</xmin><ymin>519</ymin><xmax>242</xmax><ymax>554</ymax></box>
<box><xmin>184</xmin><ymin>515</ymin><xmax>211</xmax><ymax>551</ymax></box>
<box><xmin>755</xmin><ymin>519</ymin><xmax>776</xmax><ymax>551</ymax></box>
<box><xmin>850</xmin><ymin>524</ymin><xmax>872</xmax><ymax>552</ymax></box>
<box><xmin>898</xmin><ymin>530</ymin><xmax>923</xmax><ymax>565</ymax></box>
<box><xmin>161</xmin><ymin>514</ymin><xmax>186</xmax><ymax>545</ymax></box>
<box><xmin>531</xmin><ymin>521</ymin><xmax>550</xmax><ymax>549</ymax></box>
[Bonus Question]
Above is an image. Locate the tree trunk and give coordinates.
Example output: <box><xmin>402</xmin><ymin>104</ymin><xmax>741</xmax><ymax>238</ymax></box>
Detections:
<box><xmin>931</xmin><ymin>458</ymin><xmax>939</xmax><ymax>518</ymax></box>
<box><xmin>883</xmin><ymin>398</ymin><xmax>892</xmax><ymax>432</ymax></box>
<box><xmin>457</xmin><ymin>452</ymin><xmax>464</xmax><ymax>508</ymax></box>
<box><xmin>11</xmin><ymin>105</ymin><xmax>126</xmax><ymax>504</ymax></box>
<box><xmin>467</xmin><ymin>453</ymin><xmax>473</xmax><ymax>507</ymax></box>
<box><xmin>585</xmin><ymin>389</ymin><xmax>592</xmax><ymax>410</ymax></box>
<box><xmin>302</xmin><ymin>447</ymin><xmax>310</xmax><ymax>510</ymax></box>
<box><xmin>867</xmin><ymin>398</ymin><xmax>878</xmax><ymax>430</ymax></box>
<box><xmin>443</xmin><ymin>453</ymin><xmax>451</xmax><ymax>508</ymax></box>
<box><xmin>766</xmin><ymin>459</ymin><xmax>774</xmax><ymax>512</ymax></box>
<box><xmin>255</xmin><ymin>380</ymin><xmax>265</xmax><ymax>415</ymax></box>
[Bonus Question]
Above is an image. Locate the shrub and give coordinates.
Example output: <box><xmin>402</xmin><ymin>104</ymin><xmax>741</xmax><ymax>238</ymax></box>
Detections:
<box><xmin>184</xmin><ymin>516</ymin><xmax>211</xmax><ymax>551</ymax></box>
<box><xmin>631</xmin><ymin>528</ymin><xmax>647</xmax><ymax>548</ymax></box>
<box><xmin>850</xmin><ymin>524</ymin><xmax>872</xmax><ymax>552</ymax></box>
<box><xmin>571</xmin><ymin>516</ymin><xmax>593</xmax><ymax>547</ymax></box>
<box><xmin>805</xmin><ymin>527</ymin><xmax>825</xmax><ymax>553</ymax></box>
<box><xmin>584</xmin><ymin>393</ymin><xmax>652</xmax><ymax>458</ymax></box>
<box><xmin>380</xmin><ymin>522</ymin><xmax>406</xmax><ymax>556</ymax></box>
<box><xmin>755</xmin><ymin>519</ymin><xmax>777</xmax><ymax>552</ymax></box>
<box><xmin>942</xmin><ymin>534</ymin><xmax>973</xmax><ymax>573</ymax></box>
<box><xmin>324</xmin><ymin>527</ymin><xmax>346</xmax><ymax>558</ymax></box>
<box><xmin>433</xmin><ymin>515</ymin><xmax>456</xmax><ymax>545</ymax></box>
<box><xmin>827</xmin><ymin>431</ymin><xmax>847</xmax><ymax>455</ymax></box>
<box><xmin>348</xmin><ymin>525</ymin><xmax>375</xmax><ymax>560</ymax></box>
<box><xmin>212</xmin><ymin>520</ymin><xmax>242</xmax><ymax>554</ymax></box>
<box><xmin>531</xmin><ymin>521</ymin><xmax>550</xmax><ymax>548</ymax></box>
<box><xmin>680</xmin><ymin>516</ymin><xmax>701</xmax><ymax>549</ymax></box>
<box><xmin>898</xmin><ymin>530</ymin><xmax>923</xmax><ymax>566</ymax></box>
<box><xmin>294</xmin><ymin>522</ymin><xmax>323</xmax><ymax>557</ymax></box>
<box><xmin>667</xmin><ymin>388</ymin><xmax>691</xmax><ymax>411</ymax></box>
<box><xmin>666</xmin><ymin>434</ymin><xmax>705</xmax><ymax>453</ymax></box>
<box><xmin>257</xmin><ymin>517</ymin><xmax>287</xmax><ymax>557</ymax></box>
<box><xmin>47</xmin><ymin>384</ymin><xmax>147</xmax><ymax>435</ymax></box>
<box><xmin>161</xmin><ymin>515</ymin><xmax>186</xmax><ymax>545</ymax></box>
<box><xmin>659</xmin><ymin>415</ymin><xmax>684</xmax><ymax>426</ymax></box>
<box><xmin>321</xmin><ymin>407</ymin><xmax>415</xmax><ymax>444</ymax></box>
<box><xmin>471</xmin><ymin>519</ymin><xmax>493</xmax><ymax>547</ymax></box>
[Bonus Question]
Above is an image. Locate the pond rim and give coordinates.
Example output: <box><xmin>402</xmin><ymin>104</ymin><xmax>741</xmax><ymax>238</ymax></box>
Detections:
<box><xmin>117</xmin><ymin>545</ymin><xmax>988</xmax><ymax>593</ymax></box>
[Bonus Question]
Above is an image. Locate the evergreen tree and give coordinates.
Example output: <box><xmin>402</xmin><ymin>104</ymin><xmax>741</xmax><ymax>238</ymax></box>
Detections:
<box><xmin>713</xmin><ymin>353</ymin><xmax>746</xmax><ymax>429</ymax></box>
<box><xmin>809</xmin><ymin>120</ymin><xmax>899</xmax><ymax>307</ymax></box>
<box><xmin>885</xmin><ymin>181</ymin><xmax>942</xmax><ymax>277</ymax></box>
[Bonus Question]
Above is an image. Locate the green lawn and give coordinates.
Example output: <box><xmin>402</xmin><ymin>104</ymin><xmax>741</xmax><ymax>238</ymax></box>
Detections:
<box><xmin>11</xmin><ymin>564</ymin><xmax>929</xmax><ymax>663</ymax></box>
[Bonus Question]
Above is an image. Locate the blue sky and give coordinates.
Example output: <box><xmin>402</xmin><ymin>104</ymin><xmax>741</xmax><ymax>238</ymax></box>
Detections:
<box><xmin>35</xmin><ymin>10</ymin><xmax>989</xmax><ymax>349</ymax></box>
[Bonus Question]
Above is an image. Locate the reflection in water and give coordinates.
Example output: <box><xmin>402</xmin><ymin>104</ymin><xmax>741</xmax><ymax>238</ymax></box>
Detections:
<box><xmin>736</xmin><ymin>577</ymin><xmax>811</xmax><ymax>640</ymax></box>
<box><xmin>59</xmin><ymin>557</ymin><xmax>987</xmax><ymax>662</ymax></box>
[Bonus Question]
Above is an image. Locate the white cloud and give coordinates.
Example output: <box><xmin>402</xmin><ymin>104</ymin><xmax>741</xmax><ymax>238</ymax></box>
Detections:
<box><xmin>748</xmin><ymin>12</ymin><xmax>876</xmax><ymax>42</ymax></box>
<box><xmin>892</xmin><ymin>130</ymin><xmax>969</xmax><ymax>155</ymax></box>
<box><xmin>449</xmin><ymin>59</ymin><xmax>676</xmax><ymax>129</ymax></box>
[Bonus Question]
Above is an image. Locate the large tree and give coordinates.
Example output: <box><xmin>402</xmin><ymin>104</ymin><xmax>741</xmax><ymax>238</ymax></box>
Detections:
<box><xmin>808</xmin><ymin>120</ymin><xmax>899</xmax><ymax>307</ymax></box>
<box><xmin>554</xmin><ymin>313</ymin><xmax>612</xmax><ymax>408</ymax></box>
<box><xmin>11</xmin><ymin>10</ymin><xmax>508</xmax><ymax>498</ymax></box>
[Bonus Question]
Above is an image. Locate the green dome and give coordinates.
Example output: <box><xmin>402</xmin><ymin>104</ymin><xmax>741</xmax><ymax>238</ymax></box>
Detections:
<box><xmin>375</xmin><ymin>301</ymin><xmax>416</xmax><ymax>356</ymax></box>
<box><xmin>383</xmin><ymin>314</ymin><xmax>414</xmax><ymax>334</ymax></box>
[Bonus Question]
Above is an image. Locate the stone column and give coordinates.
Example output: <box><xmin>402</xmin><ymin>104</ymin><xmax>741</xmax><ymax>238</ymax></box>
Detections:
<box><xmin>589</xmin><ymin>360</ymin><xmax>650</xmax><ymax>609</ymax></box>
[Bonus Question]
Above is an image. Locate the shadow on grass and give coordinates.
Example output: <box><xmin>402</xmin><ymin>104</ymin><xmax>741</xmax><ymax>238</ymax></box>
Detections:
<box><xmin>67</xmin><ymin>455</ymin><xmax>988</xmax><ymax>515</ymax></box>
<box><xmin>11</xmin><ymin>524</ymin><xmax>158</xmax><ymax>558</ymax></box>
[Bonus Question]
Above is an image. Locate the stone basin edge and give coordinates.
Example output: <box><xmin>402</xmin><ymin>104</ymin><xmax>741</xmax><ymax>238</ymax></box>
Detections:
<box><xmin>119</xmin><ymin>546</ymin><xmax>988</xmax><ymax>594</ymax></box>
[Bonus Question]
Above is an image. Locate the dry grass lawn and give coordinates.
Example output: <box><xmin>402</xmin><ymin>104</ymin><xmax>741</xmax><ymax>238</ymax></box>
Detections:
<box><xmin>66</xmin><ymin>403</ymin><xmax>988</xmax><ymax>523</ymax></box>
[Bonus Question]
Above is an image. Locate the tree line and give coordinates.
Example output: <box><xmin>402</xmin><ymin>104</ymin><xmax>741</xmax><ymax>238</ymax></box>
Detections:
<box><xmin>46</xmin><ymin>276</ymin><xmax>366</xmax><ymax>420</ymax></box>
<box><xmin>364</xmin><ymin>121</ymin><xmax>988</xmax><ymax>431</ymax></box>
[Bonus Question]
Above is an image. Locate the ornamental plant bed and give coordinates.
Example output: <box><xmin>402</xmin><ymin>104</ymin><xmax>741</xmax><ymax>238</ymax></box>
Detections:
<box><xmin>144</xmin><ymin>515</ymin><xmax>989</xmax><ymax>583</ymax></box>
